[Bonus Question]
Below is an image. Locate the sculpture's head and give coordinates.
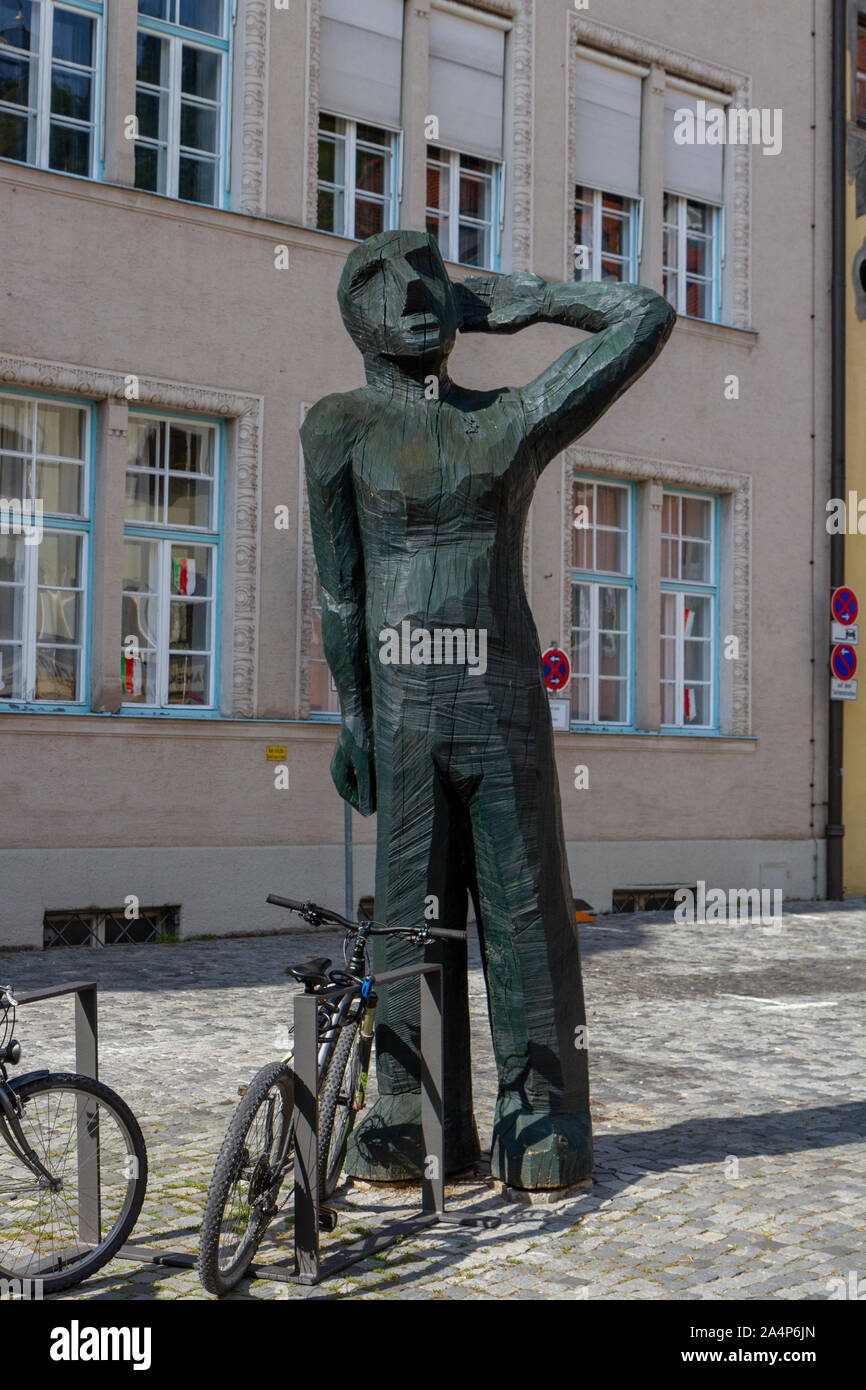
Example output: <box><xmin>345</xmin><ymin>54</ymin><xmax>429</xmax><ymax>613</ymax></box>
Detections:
<box><xmin>337</xmin><ymin>229</ymin><xmax>459</xmax><ymax>372</ymax></box>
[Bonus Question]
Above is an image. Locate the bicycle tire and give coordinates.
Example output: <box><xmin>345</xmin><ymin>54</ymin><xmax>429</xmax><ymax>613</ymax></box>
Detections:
<box><xmin>198</xmin><ymin>1060</ymin><xmax>294</xmax><ymax>1297</ymax></box>
<box><xmin>0</xmin><ymin>1073</ymin><xmax>147</xmax><ymax>1294</ymax></box>
<box><xmin>317</xmin><ymin>1021</ymin><xmax>362</xmax><ymax>1199</ymax></box>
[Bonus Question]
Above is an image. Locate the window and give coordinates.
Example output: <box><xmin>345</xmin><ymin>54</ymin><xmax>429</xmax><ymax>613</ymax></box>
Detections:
<box><xmin>135</xmin><ymin>0</ymin><xmax>228</xmax><ymax>207</ymax></box>
<box><xmin>660</xmin><ymin>491</ymin><xmax>717</xmax><ymax>729</ymax></box>
<box><xmin>0</xmin><ymin>0</ymin><xmax>102</xmax><ymax>178</ymax></box>
<box><xmin>0</xmin><ymin>391</ymin><xmax>91</xmax><ymax>704</ymax></box>
<box><xmin>858</xmin><ymin>19</ymin><xmax>866</xmax><ymax>124</ymax></box>
<box><xmin>570</xmin><ymin>479</ymin><xmax>633</xmax><ymax>726</ymax></box>
<box><xmin>574</xmin><ymin>186</ymin><xmax>638</xmax><ymax>283</ymax></box>
<box><xmin>664</xmin><ymin>85</ymin><xmax>724</xmax><ymax>321</ymax></box>
<box><xmin>309</xmin><ymin>572</ymin><xmax>340</xmax><ymax>718</ymax></box>
<box><xmin>663</xmin><ymin>194</ymin><xmax>719</xmax><ymax>321</ymax></box>
<box><xmin>427</xmin><ymin>147</ymin><xmax>499</xmax><ymax>269</ymax></box>
<box><xmin>317</xmin><ymin>115</ymin><xmax>398</xmax><ymax>240</ymax></box>
<box><xmin>122</xmin><ymin>413</ymin><xmax>221</xmax><ymax>710</ymax></box>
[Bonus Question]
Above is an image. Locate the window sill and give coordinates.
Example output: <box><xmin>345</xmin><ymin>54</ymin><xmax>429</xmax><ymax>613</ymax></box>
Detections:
<box><xmin>562</xmin><ymin>727</ymin><xmax>755</xmax><ymax>752</ymax></box>
<box><xmin>673</xmin><ymin>315</ymin><xmax>758</xmax><ymax>347</ymax></box>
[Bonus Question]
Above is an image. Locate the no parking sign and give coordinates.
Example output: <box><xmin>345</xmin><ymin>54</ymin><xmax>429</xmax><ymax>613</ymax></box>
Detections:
<box><xmin>542</xmin><ymin>648</ymin><xmax>571</xmax><ymax>691</ymax></box>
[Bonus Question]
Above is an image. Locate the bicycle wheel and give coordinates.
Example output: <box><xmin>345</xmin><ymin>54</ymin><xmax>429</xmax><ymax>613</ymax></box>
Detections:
<box><xmin>0</xmin><ymin>1073</ymin><xmax>147</xmax><ymax>1294</ymax></box>
<box><xmin>317</xmin><ymin>1021</ymin><xmax>362</xmax><ymax>1199</ymax></box>
<box><xmin>198</xmin><ymin>1060</ymin><xmax>294</xmax><ymax>1296</ymax></box>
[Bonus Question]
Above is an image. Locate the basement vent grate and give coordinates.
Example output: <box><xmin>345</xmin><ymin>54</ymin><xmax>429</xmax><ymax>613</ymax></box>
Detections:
<box><xmin>43</xmin><ymin>907</ymin><xmax>181</xmax><ymax>949</ymax></box>
<box><xmin>611</xmin><ymin>888</ymin><xmax>693</xmax><ymax>914</ymax></box>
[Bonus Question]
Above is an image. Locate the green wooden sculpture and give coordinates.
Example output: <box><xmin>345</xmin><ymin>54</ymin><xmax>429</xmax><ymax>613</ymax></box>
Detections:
<box><xmin>301</xmin><ymin>230</ymin><xmax>675</xmax><ymax>1189</ymax></box>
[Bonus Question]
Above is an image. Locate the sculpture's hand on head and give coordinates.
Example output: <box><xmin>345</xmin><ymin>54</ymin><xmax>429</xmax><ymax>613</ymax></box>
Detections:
<box><xmin>331</xmin><ymin>715</ymin><xmax>376</xmax><ymax>817</ymax></box>
<box><xmin>455</xmin><ymin>272</ymin><xmax>548</xmax><ymax>334</ymax></box>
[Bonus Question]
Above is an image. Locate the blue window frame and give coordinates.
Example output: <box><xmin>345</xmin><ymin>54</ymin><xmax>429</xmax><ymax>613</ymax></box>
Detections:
<box><xmin>574</xmin><ymin>185</ymin><xmax>640</xmax><ymax>284</ymax></box>
<box><xmin>570</xmin><ymin>477</ymin><xmax>635</xmax><ymax>728</ymax></box>
<box><xmin>663</xmin><ymin>194</ymin><xmax>722</xmax><ymax>323</ymax></box>
<box><xmin>0</xmin><ymin>0</ymin><xmax>105</xmax><ymax>180</ymax></box>
<box><xmin>122</xmin><ymin>409</ymin><xmax>223</xmax><ymax>713</ymax></box>
<box><xmin>660</xmin><ymin>489</ymin><xmax>719</xmax><ymax>730</ymax></box>
<box><xmin>0</xmin><ymin>388</ymin><xmax>94</xmax><ymax>707</ymax></box>
<box><xmin>135</xmin><ymin>0</ymin><xmax>230</xmax><ymax>208</ymax></box>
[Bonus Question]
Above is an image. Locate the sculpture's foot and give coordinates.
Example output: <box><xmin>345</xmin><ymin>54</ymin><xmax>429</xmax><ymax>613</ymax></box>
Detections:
<box><xmin>490</xmin><ymin>1106</ymin><xmax>593</xmax><ymax>1191</ymax></box>
<box><xmin>344</xmin><ymin>1093</ymin><xmax>480</xmax><ymax>1182</ymax></box>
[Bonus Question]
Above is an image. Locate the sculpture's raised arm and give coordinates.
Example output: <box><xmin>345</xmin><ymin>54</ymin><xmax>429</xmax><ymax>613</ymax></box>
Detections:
<box><xmin>456</xmin><ymin>273</ymin><xmax>676</xmax><ymax>469</ymax></box>
<box><xmin>300</xmin><ymin>395</ymin><xmax>376</xmax><ymax>815</ymax></box>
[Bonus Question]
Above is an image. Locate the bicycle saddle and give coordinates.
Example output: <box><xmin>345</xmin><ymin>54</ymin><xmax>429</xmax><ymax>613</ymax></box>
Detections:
<box><xmin>285</xmin><ymin>957</ymin><xmax>331</xmax><ymax>986</ymax></box>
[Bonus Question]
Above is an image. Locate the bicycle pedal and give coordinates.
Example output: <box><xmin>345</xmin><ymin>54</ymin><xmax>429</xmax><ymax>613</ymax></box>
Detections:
<box><xmin>317</xmin><ymin>1207</ymin><xmax>339</xmax><ymax>1232</ymax></box>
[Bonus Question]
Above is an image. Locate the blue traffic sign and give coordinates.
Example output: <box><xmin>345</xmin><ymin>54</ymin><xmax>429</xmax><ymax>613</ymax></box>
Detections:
<box><xmin>831</xmin><ymin>587</ymin><xmax>859</xmax><ymax>626</ymax></box>
<box><xmin>542</xmin><ymin>648</ymin><xmax>571</xmax><ymax>691</ymax></box>
<box><xmin>831</xmin><ymin>644</ymin><xmax>858</xmax><ymax>681</ymax></box>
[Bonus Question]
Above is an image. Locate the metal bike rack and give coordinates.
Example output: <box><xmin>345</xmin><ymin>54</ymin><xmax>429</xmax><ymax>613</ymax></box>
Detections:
<box><xmin>16</xmin><ymin>980</ymin><xmax>102</xmax><ymax>1252</ymax></box>
<box><xmin>35</xmin><ymin>967</ymin><xmax>499</xmax><ymax>1288</ymax></box>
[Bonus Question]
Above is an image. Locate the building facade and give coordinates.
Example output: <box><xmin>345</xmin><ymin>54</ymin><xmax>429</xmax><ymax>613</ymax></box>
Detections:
<box><xmin>0</xmin><ymin>0</ymin><xmax>832</xmax><ymax>947</ymax></box>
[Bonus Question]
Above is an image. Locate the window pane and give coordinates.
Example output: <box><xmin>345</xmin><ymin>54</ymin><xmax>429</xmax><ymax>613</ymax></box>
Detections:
<box><xmin>318</xmin><ymin>134</ymin><xmax>344</xmax><ymax>186</ymax></box>
<box><xmin>354</xmin><ymin>197</ymin><xmax>386</xmax><ymax>240</ymax></box>
<box><xmin>122</xmin><ymin>592</ymin><xmax>158</xmax><ymax>649</ymax></box>
<box><xmin>180</xmin><ymin>100</ymin><xmax>218</xmax><ymax>152</ymax></box>
<box><xmin>136</xmin><ymin>89</ymin><xmax>164</xmax><ymax>141</ymax></box>
<box><xmin>37</xmin><ymin>403</ymin><xmax>84</xmax><ymax>459</ymax></box>
<box><xmin>166</xmin><ymin>474</ymin><xmax>212</xmax><ymax>527</ymax></box>
<box><xmin>426</xmin><ymin>159</ymin><xmax>448</xmax><ymax>213</ymax></box>
<box><xmin>685</xmin><ymin>279</ymin><xmax>710</xmax><ymax>319</ymax></box>
<box><xmin>48</xmin><ymin>122</ymin><xmax>90</xmax><ymax>175</ymax></box>
<box><xmin>38</xmin><ymin>531</ymin><xmax>80</xmax><ymax>587</ymax></box>
<box><xmin>171</xmin><ymin>544</ymin><xmax>212</xmax><ymax>597</ymax></box>
<box><xmin>595</xmin><ymin>526</ymin><xmax>627</xmax><ymax>573</ymax></box>
<box><xmin>0</xmin><ymin>53</ymin><xmax>34</xmax><ymax>107</ymax></box>
<box><xmin>51</xmin><ymin>67</ymin><xmax>92</xmax><ymax>121</ymax></box>
<box><xmin>660</xmin><ymin>590</ymin><xmax>677</xmax><ymax>636</ymax></box>
<box><xmin>37</xmin><ymin>588</ymin><xmax>80</xmax><ymax>643</ymax></box>
<box><xmin>596</xmin><ymin>484</ymin><xmax>626</xmax><ymax>527</ymax></box>
<box><xmin>659</xmin><ymin>635</ymin><xmax>675</xmax><ymax>681</ymax></box>
<box><xmin>35</xmin><ymin>646</ymin><xmax>78</xmax><ymax>700</ymax></box>
<box><xmin>458</xmin><ymin>223</ymin><xmax>485</xmax><ymax>266</ymax></box>
<box><xmin>356</xmin><ymin>123</ymin><xmax>388</xmax><ymax>146</ymax></box>
<box><xmin>683</xmin><ymin>683</ymin><xmax>709</xmax><ymax>725</ymax></box>
<box><xmin>681</xmin><ymin>539</ymin><xmax>711</xmax><ymax>583</ymax></box>
<box><xmin>660</xmin><ymin>680</ymin><xmax>676</xmax><ymax>725</ymax></box>
<box><xmin>167</xmin><ymin>651</ymin><xmax>209</xmax><ymax>704</ymax></box>
<box><xmin>121</xmin><ymin>646</ymin><xmax>156</xmax><ymax>702</ymax></box>
<box><xmin>0</xmin><ymin>455</ymin><xmax>26</xmax><ymax>499</ymax></box>
<box><xmin>179</xmin><ymin>0</ymin><xmax>224</xmax><ymax>36</ymax></box>
<box><xmin>684</xmin><ymin>595</ymin><xmax>711</xmax><ymax>639</ymax></box>
<box><xmin>125</xmin><ymin>469</ymin><xmax>160</xmax><ymax>523</ymax></box>
<box><xmin>134</xmin><ymin>141</ymin><xmax>162</xmax><ymax>191</ymax></box>
<box><xmin>356</xmin><ymin>149</ymin><xmax>387</xmax><ymax>196</ymax></box>
<box><xmin>426</xmin><ymin>212</ymin><xmax>449</xmax><ymax>257</ymax></box>
<box><xmin>597</xmin><ymin>678</ymin><xmax>627</xmax><ymax>723</ymax></box>
<box><xmin>137</xmin><ymin>32</ymin><xmax>168</xmax><ymax>87</ymax></box>
<box><xmin>0</xmin><ymin>532</ymin><xmax>25</xmax><ymax>584</ymax></box>
<box><xmin>123</xmin><ymin>538</ymin><xmax>159</xmax><ymax>592</ymax></box>
<box><xmin>0</xmin><ymin>0</ymin><xmax>36</xmax><ymax>52</ymax></box>
<box><xmin>181</xmin><ymin>45</ymin><xmax>220</xmax><ymax>101</ymax></box>
<box><xmin>138</xmin><ymin>0</ymin><xmax>169</xmax><ymax>19</ymax></box>
<box><xmin>170</xmin><ymin>597</ymin><xmax>210</xmax><ymax>649</ymax></box>
<box><xmin>317</xmin><ymin>187</ymin><xmax>343</xmax><ymax>233</ymax></box>
<box><xmin>52</xmin><ymin>8</ymin><xmax>93</xmax><ymax>67</ymax></box>
<box><xmin>681</xmin><ymin>495</ymin><xmax>711</xmax><ymax>539</ymax></box>
<box><xmin>168</xmin><ymin>423</ymin><xmax>214</xmax><ymax>475</ymax></box>
<box><xmin>0</xmin><ymin>584</ymin><xmax>23</xmax><ymax>641</ymax></box>
<box><xmin>37</xmin><ymin>459</ymin><xmax>82</xmax><ymax>514</ymax></box>
<box><xmin>178</xmin><ymin>154</ymin><xmax>216</xmax><ymax>204</ymax></box>
<box><xmin>599</xmin><ymin>585</ymin><xmax>628</xmax><ymax>636</ymax></box>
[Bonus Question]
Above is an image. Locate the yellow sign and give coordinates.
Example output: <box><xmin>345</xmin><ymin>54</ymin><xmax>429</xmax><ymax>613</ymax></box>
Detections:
<box><xmin>266</xmin><ymin>745</ymin><xmax>288</xmax><ymax>762</ymax></box>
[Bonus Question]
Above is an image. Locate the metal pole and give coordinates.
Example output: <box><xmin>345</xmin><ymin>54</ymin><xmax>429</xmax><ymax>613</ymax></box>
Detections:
<box><xmin>344</xmin><ymin>799</ymin><xmax>354</xmax><ymax>921</ymax></box>
<box><xmin>827</xmin><ymin>0</ymin><xmax>847</xmax><ymax>900</ymax></box>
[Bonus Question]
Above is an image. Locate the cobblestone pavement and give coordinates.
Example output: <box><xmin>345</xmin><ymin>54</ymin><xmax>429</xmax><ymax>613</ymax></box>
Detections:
<box><xmin>2</xmin><ymin>899</ymin><xmax>865</xmax><ymax>1301</ymax></box>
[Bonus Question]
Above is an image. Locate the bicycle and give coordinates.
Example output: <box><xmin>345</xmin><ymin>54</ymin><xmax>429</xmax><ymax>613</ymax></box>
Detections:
<box><xmin>198</xmin><ymin>895</ymin><xmax>465</xmax><ymax>1296</ymax></box>
<box><xmin>0</xmin><ymin>984</ymin><xmax>148</xmax><ymax>1294</ymax></box>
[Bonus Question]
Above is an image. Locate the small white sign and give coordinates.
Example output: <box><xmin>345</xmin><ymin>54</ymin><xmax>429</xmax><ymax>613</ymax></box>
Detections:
<box><xmin>831</xmin><ymin>622</ymin><xmax>859</xmax><ymax>645</ymax></box>
<box><xmin>549</xmin><ymin>697</ymin><xmax>572</xmax><ymax>731</ymax></box>
<box><xmin>831</xmin><ymin>678</ymin><xmax>858</xmax><ymax>701</ymax></box>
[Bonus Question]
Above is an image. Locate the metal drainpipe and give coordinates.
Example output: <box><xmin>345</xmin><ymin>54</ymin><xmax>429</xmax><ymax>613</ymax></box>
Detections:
<box><xmin>827</xmin><ymin>0</ymin><xmax>847</xmax><ymax>900</ymax></box>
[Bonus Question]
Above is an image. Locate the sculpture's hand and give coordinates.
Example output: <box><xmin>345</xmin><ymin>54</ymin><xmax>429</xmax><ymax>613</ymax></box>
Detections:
<box><xmin>331</xmin><ymin>716</ymin><xmax>376</xmax><ymax>816</ymax></box>
<box><xmin>454</xmin><ymin>272</ymin><xmax>548</xmax><ymax>334</ymax></box>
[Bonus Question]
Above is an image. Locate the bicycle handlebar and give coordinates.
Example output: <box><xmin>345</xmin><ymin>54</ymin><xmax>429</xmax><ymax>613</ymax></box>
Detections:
<box><xmin>266</xmin><ymin>895</ymin><xmax>466</xmax><ymax>942</ymax></box>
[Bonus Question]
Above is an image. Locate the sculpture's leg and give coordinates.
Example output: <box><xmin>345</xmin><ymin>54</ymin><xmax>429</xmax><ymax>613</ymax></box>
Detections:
<box><xmin>344</xmin><ymin>720</ymin><xmax>479</xmax><ymax>1181</ymax></box>
<box><xmin>462</xmin><ymin>700</ymin><xmax>593</xmax><ymax>1190</ymax></box>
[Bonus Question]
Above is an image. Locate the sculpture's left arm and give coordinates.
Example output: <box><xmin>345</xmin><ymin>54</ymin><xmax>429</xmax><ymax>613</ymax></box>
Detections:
<box><xmin>456</xmin><ymin>274</ymin><xmax>676</xmax><ymax>470</ymax></box>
